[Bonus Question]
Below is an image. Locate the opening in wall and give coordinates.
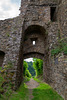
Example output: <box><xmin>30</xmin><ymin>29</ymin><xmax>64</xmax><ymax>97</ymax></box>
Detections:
<box><xmin>31</xmin><ymin>38</ymin><xmax>37</xmax><ymax>46</ymax></box>
<box><xmin>30</xmin><ymin>0</ymin><xmax>35</xmax><ymax>2</ymax></box>
<box><xmin>50</xmin><ymin>7</ymin><xmax>57</xmax><ymax>22</ymax></box>
<box><xmin>33</xmin><ymin>41</ymin><xmax>36</xmax><ymax>45</ymax></box>
<box><xmin>0</xmin><ymin>51</ymin><xmax>5</xmax><ymax>67</ymax></box>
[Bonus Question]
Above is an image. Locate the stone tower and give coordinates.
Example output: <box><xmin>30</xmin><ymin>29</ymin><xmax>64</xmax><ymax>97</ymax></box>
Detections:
<box><xmin>0</xmin><ymin>0</ymin><xmax>67</xmax><ymax>99</ymax></box>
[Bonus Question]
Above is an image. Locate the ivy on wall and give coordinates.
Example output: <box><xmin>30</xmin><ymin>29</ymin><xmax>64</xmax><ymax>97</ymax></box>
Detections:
<box><xmin>51</xmin><ymin>38</ymin><xmax>67</xmax><ymax>56</ymax></box>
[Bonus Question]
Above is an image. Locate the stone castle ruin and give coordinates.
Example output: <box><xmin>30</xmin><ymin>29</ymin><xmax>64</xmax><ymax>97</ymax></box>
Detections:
<box><xmin>0</xmin><ymin>0</ymin><xmax>67</xmax><ymax>99</ymax></box>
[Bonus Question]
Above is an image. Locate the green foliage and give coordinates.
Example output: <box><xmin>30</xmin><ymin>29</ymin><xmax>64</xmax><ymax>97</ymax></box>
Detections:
<box><xmin>25</xmin><ymin>70</ymin><xmax>31</xmax><ymax>78</ymax></box>
<box><xmin>32</xmin><ymin>78</ymin><xmax>64</xmax><ymax>100</ymax></box>
<box><xmin>51</xmin><ymin>48</ymin><xmax>61</xmax><ymax>56</ymax></box>
<box><xmin>23</xmin><ymin>61</ymin><xmax>28</xmax><ymax>76</ymax></box>
<box><xmin>27</xmin><ymin>61</ymin><xmax>36</xmax><ymax>76</ymax></box>
<box><xmin>6</xmin><ymin>33</ymin><xmax>10</xmax><ymax>37</ymax></box>
<box><xmin>0</xmin><ymin>73</ymin><xmax>4</xmax><ymax>98</ymax></box>
<box><xmin>33</xmin><ymin>78</ymin><xmax>41</xmax><ymax>83</ymax></box>
<box><xmin>51</xmin><ymin>38</ymin><xmax>67</xmax><ymax>56</ymax></box>
<box><xmin>23</xmin><ymin>61</ymin><xmax>31</xmax><ymax>78</ymax></box>
<box><xmin>0</xmin><ymin>62</ymin><xmax>13</xmax><ymax>99</ymax></box>
<box><xmin>33</xmin><ymin>58</ymin><xmax>43</xmax><ymax>77</ymax></box>
<box><xmin>24</xmin><ymin>77</ymin><xmax>31</xmax><ymax>82</ymax></box>
<box><xmin>9</xmin><ymin>81</ymin><xmax>29</xmax><ymax>100</ymax></box>
<box><xmin>63</xmin><ymin>46</ymin><xmax>67</xmax><ymax>55</ymax></box>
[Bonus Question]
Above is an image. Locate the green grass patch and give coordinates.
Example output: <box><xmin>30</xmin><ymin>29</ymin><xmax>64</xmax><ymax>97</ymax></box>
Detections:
<box><xmin>33</xmin><ymin>78</ymin><xmax>41</xmax><ymax>83</ymax></box>
<box><xmin>0</xmin><ymin>67</ymin><xmax>2</xmax><ymax>70</ymax></box>
<box><xmin>32</xmin><ymin>79</ymin><xmax>64</xmax><ymax>100</ymax></box>
<box><xmin>0</xmin><ymin>76</ymin><xmax>30</xmax><ymax>100</ymax></box>
<box><xmin>24</xmin><ymin>77</ymin><xmax>31</xmax><ymax>82</ymax></box>
<box><xmin>9</xmin><ymin>82</ymin><xmax>29</xmax><ymax>100</ymax></box>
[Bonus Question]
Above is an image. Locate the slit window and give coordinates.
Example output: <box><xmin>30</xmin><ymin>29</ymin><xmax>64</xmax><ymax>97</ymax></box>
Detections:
<box><xmin>30</xmin><ymin>38</ymin><xmax>37</xmax><ymax>46</ymax></box>
<box><xmin>50</xmin><ymin>7</ymin><xmax>56</xmax><ymax>22</ymax></box>
<box><xmin>0</xmin><ymin>51</ymin><xmax>5</xmax><ymax>67</ymax></box>
<box><xmin>30</xmin><ymin>0</ymin><xmax>35</xmax><ymax>2</ymax></box>
<box><xmin>33</xmin><ymin>41</ymin><xmax>36</xmax><ymax>45</ymax></box>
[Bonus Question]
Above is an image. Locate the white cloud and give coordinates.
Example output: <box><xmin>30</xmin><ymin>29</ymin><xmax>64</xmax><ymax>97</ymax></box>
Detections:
<box><xmin>0</xmin><ymin>0</ymin><xmax>20</xmax><ymax>20</ymax></box>
<box><xmin>24</xmin><ymin>58</ymin><xmax>33</xmax><ymax>62</ymax></box>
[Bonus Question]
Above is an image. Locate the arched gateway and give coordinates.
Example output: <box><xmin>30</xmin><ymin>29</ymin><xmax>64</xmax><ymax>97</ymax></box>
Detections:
<box><xmin>23</xmin><ymin>25</ymin><xmax>47</xmax><ymax>60</ymax></box>
<box><xmin>23</xmin><ymin>25</ymin><xmax>50</xmax><ymax>81</ymax></box>
<box><xmin>16</xmin><ymin>25</ymin><xmax>50</xmax><ymax>88</ymax></box>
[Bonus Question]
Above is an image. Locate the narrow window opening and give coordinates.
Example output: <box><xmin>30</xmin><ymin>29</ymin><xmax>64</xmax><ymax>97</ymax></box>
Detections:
<box><xmin>30</xmin><ymin>38</ymin><xmax>37</xmax><ymax>46</ymax></box>
<box><xmin>30</xmin><ymin>0</ymin><xmax>35</xmax><ymax>2</ymax></box>
<box><xmin>33</xmin><ymin>41</ymin><xmax>36</xmax><ymax>45</ymax></box>
<box><xmin>0</xmin><ymin>51</ymin><xmax>5</xmax><ymax>67</ymax></box>
<box><xmin>50</xmin><ymin>7</ymin><xmax>56</xmax><ymax>22</ymax></box>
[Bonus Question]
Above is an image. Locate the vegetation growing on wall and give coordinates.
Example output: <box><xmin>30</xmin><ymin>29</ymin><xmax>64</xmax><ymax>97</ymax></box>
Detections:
<box><xmin>0</xmin><ymin>62</ymin><xmax>14</xmax><ymax>99</ymax></box>
<box><xmin>51</xmin><ymin>38</ymin><xmax>67</xmax><ymax>56</ymax></box>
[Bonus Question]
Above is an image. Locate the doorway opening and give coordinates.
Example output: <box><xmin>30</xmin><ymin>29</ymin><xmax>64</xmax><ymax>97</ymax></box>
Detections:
<box><xmin>23</xmin><ymin>58</ymin><xmax>43</xmax><ymax>79</ymax></box>
<box><xmin>33</xmin><ymin>40</ymin><xmax>36</xmax><ymax>45</ymax></box>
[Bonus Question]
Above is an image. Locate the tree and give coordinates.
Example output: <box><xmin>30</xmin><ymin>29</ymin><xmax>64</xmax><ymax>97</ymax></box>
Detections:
<box><xmin>27</xmin><ymin>61</ymin><xmax>36</xmax><ymax>76</ymax></box>
<box><xmin>33</xmin><ymin>58</ymin><xmax>43</xmax><ymax>77</ymax></box>
<box><xmin>23</xmin><ymin>61</ymin><xmax>31</xmax><ymax>78</ymax></box>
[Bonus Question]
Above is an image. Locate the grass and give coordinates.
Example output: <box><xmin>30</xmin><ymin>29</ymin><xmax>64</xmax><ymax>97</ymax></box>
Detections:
<box><xmin>24</xmin><ymin>76</ymin><xmax>31</xmax><ymax>82</ymax></box>
<box><xmin>8</xmin><ymin>78</ymin><xmax>29</xmax><ymax>100</ymax></box>
<box><xmin>0</xmin><ymin>77</ymin><xmax>30</xmax><ymax>100</ymax></box>
<box><xmin>9</xmin><ymin>83</ymin><xmax>29</xmax><ymax>100</ymax></box>
<box><xmin>32</xmin><ymin>78</ymin><xmax>64</xmax><ymax>100</ymax></box>
<box><xmin>0</xmin><ymin>76</ymin><xmax>64</xmax><ymax>100</ymax></box>
<box><xmin>33</xmin><ymin>77</ymin><xmax>41</xmax><ymax>83</ymax></box>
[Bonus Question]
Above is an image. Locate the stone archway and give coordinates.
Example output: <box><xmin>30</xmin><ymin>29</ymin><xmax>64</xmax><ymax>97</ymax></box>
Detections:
<box><xmin>23</xmin><ymin>25</ymin><xmax>50</xmax><ymax>83</ymax></box>
<box><xmin>23</xmin><ymin>52</ymin><xmax>44</xmax><ymax>60</ymax></box>
<box><xmin>16</xmin><ymin>24</ymin><xmax>50</xmax><ymax>89</ymax></box>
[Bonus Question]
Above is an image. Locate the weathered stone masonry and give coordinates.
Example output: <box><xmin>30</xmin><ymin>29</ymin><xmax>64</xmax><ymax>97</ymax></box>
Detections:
<box><xmin>0</xmin><ymin>0</ymin><xmax>67</xmax><ymax>99</ymax></box>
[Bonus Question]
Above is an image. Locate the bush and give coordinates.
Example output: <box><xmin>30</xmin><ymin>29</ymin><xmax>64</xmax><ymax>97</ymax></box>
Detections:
<box><xmin>33</xmin><ymin>58</ymin><xmax>43</xmax><ymax>77</ymax></box>
<box><xmin>0</xmin><ymin>62</ymin><xmax>13</xmax><ymax>99</ymax></box>
<box><xmin>25</xmin><ymin>70</ymin><xmax>31</xmax><ymax>78</ymax></box>
<box><xmin>23</xmin><ymin>61</ymin><xmax>31</xmax><ymax>78</ymax></box>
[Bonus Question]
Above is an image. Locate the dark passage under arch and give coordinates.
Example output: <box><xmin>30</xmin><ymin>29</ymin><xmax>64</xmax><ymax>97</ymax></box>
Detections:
<box><xmin>0</xmin><ymin>51</ymin><xmax>5</xmax><ymax>67</ymax></box>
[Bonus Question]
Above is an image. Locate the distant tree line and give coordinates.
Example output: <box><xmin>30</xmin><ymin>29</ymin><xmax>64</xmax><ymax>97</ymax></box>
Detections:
<box><xmin>23</xmin><ymin>58</ymin><xmax>43</xmax><ymax>78</ymax></box>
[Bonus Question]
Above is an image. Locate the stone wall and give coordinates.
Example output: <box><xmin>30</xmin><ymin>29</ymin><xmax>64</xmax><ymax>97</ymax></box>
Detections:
<box><xmin>23</xmin><ymin>26</ymin><xmax>45</xmax><ymax>55</ymax></box>
<box><xmin>51</xmin><ymin>54</ymin><xmax>67</xmax><ymax>99</ymax></box>
<box><xmin>0</xmin><ymin>16</ymin><xmax>24</xmax><ymax>88</ymax></box>
<box><xmin>0</xmin><ymin>0</ymin><xmax>67</xmax><ymax>99</ymax></box>
<box><xmin>58</xmin><ymin>0</ymin><xmax>67</xmax><ymax>38</ymax></box>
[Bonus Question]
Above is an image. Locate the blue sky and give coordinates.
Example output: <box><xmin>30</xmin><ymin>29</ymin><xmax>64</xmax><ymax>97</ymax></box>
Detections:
<box><xmin>11</xmin><ymin>0</ymin><xmax>21</xmax><ymax>5</ymax></box>
<box><xmin>0</xmin><ymin>0</ymin><xmax>21</xmax><ymax>20</ymax></box>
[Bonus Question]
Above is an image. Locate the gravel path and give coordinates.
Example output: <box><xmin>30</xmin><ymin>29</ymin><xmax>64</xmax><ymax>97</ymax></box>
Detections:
<box><xmin>25</xmin><ymin>78</ymin><xmax>39</xmax><ymax>100</ymax></box>
<box><xmin>26</xmin><ymin>78</ymin><xmax>39</xmax><ymax>89</ymax></box>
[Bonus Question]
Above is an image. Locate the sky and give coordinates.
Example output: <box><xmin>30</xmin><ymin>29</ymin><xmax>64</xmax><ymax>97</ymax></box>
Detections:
<box><xmin>24</xmin><ymin>58</ymin><xmax>33</xmax><ymax>62</ymax></box>
<box><xmin>0</xmin><ymin>0</ymin><xmax>21</xmax><ymax>20</ymax></box>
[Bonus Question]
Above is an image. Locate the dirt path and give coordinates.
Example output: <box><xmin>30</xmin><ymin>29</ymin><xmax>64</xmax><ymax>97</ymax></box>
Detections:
<box><xmin>25</xmin><ymin>78</ymin><xmax>39</xmax><ymax>100</ymax></box>
<box><xmin>26</xmin><ymin>78</ymin><xmax>39</xmax><ymax>89</ymax></box>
